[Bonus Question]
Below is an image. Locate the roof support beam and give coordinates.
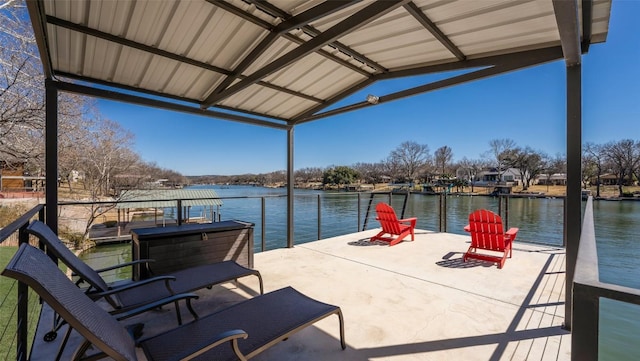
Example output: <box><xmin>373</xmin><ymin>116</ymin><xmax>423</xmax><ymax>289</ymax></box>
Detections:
<box><xmin>581</xmin><ymin>0</ymin><xmax>593</xmax><ymax>52</ymax></box>
<box><xmin>378</xmin><ymin>47</ymin><xmax>564</xmax><ymax>81</ymax></box>
<box><xmin>296</xmin><ymin>46</ymin><xmax>564</xmax><ymax>124</ymax></box>
<box><xmin>54</xmin><ymin>71</ymin><xmax>293</xmax><ymax>122</ymax></box>
<box><xmin>209</xmin><ymin>1</ymin><xmax>357</xmax><ymax>98</ymax></box>
<box><xmin>553</xmin><ymin>0</ymin><xmax>582</xmax><ymax>66</ymax></box>
<box><xmin>292</xmin><ymin>78</ymin><xmax>375</xmax><ymax>124</ymax></box>
<box><xmin>201</xmin><ymin>0</ymin><xmax>410</xmax><ymax>108</ymax></box>
<box><xmin>247</xmin><ymin>0</ymin><xmax>387</xmax><ymax>73</ymax></box>
<box><xmin>404</xmin><ymin>2</ymin><xmax>465</xmax><ymax>61</ymax></box>
<box><xmin>52</xmin><ymin>81</ymin><xmax>289</xmax><ymax>130</ymax></box>
<box><xmin>295</xmin><ymin>47</ymin><xmax>564</xmax><ymax>124</ymax></box>
<box><xmin>210</xmin><ymin>0</ymin><xmax>372</xmax><ymax>77</ymax></box>
<box><xmin>26</xmin><ymin>0</ymin><xmax>53</xmax><ymax>78</ymax></box>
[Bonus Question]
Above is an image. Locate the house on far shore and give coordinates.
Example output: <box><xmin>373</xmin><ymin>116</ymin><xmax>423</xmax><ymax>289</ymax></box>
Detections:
<box><xmin>597</xmin><ymin>173</ymin><xmax>623</xmax><ymax>186</ymax></box>
<box><xmin>536</xmin><ymin>173</ymin><xmax>567</xmax><ymax>186</ymax></box>
<box><xmin>473</xmin><ymin>167</ymin><xmax>523</xmax><ymax>187</ymax></box>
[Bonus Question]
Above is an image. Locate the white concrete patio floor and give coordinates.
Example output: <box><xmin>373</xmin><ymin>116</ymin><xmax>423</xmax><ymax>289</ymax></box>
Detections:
<box><xmin>32</xmin><ymin>228</ymin><xmax>568</xmax><ymax>360</ymax></box>
<box><xmin>244</xmin><ymin>229</ymin><xmax>569</xmax><ymax>361</ymax></box>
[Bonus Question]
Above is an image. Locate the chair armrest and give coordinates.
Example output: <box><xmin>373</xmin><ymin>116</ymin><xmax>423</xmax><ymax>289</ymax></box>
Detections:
<box><xmin>111</xmin><ymin>293</ymin><xmax>200</xmax><ymax>320</ymax></box>
<box><xmin>88</xmin><ymin>275</ymin><xmax>177</xmax><ymax>300</ymax></box>
<box><xmin>92</xmin><ymin>259</ymin><xmax>155</xmax><ymax>274</ymax></box>
<box><xmin>398</xmin><ymin>217</ymin><xmax>417</xmax><ymax>227</ymax></box>
<box><xmin>505</xmin><ymin>227</ymin><xmax>519</xmax><ymax>241</ymax></box>
<box><xmin>169</xmin><ymin>329</ymin><xmax>249</xmax><ymax>360</ymax></box>
<box><xmin>463</xmin><ymin>225</ymin><xmax>470</xmax><ymax>233</ymax></box>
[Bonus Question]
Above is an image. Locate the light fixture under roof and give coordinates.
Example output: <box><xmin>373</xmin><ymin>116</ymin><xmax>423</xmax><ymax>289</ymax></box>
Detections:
<box><xmin>366</xmin><ymin>94</ymin><xmax>379</xmax><ymax>104</ymax></box>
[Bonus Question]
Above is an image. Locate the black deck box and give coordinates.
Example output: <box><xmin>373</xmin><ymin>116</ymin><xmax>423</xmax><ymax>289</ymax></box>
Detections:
<box><xmin>131</xmin><ymin>220</ymin><xmax>254</xmax><ymax>280</ymax></box>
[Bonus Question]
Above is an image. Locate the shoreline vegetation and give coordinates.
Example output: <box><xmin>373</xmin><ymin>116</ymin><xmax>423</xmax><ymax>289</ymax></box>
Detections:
<box><xmin>214</xmin><ymin>183</ymin><xmax>640</xmax><ymax>200</ymax></box>
<box><xmin>1</xmin><ymin>183</ymin><xmax>638</xmax><ymax>246</ymax></box>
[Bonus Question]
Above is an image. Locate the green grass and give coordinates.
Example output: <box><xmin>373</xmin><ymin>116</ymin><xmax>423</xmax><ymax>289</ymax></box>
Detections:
<box><xmin>0</xmin><ymin>246</ymin><xmax>42</xmax><ymax>360</ymax></box>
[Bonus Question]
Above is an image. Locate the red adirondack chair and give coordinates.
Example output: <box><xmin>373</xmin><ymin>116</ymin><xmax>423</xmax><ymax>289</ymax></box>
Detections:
<box><xmin>463</xmin><ymin>209</ymin><xmax>518</xmax><ymax>269</ymax></box>
<box><xmin>370</xmin><ymin>202</ymin><xmax>417</xmax><ymax>246</ymax></box>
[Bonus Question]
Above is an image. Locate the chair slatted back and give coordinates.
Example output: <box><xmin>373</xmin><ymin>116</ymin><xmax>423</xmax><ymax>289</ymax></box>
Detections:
<box><xmin>467</xmin><ymin>209</ymin><xmax>507</xmax><ymax>251</ymax></box>
<box><xmin>2</xmin><ymin>244</ymin><xmax>137</xmax><ymax>361</ymax></box>
<box><xmin>27</xmin><ymin>220</ymin><xmax>111</xmax><ymax>293</ymax></box>
<box><xmin>375</xmin><ymin>203</ymin><xmax>402</xmax><ymax>234</ymax></box>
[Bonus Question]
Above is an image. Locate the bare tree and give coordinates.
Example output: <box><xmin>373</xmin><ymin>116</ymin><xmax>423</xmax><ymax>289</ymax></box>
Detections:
<box><xmin>583</xmin><ymin>143</ymin><xmax>606</xmax><ymax>196</ymax></box>
<box><xmin>389</xmin><ymin>141</ymin><xmax>430</xmax><ymax>185</ymax></box>
<box><xmin>456</xmin><ymin>157</ymin><xmax>485</xmax><ymax>192</ymax></box>
<box><xmin>542</xmin><ymin>153</ymin><xmax>566</xmax><ymax>192</ymax></box>
<box><xmin>633</xmin><ymin>142</ymin><xmax>640</xmax><ymax>189</ymax></box>
<box><xmin>295</xmin><ymin>167</ymin><xmax>324</xmax><ymax>184</ymax></box>
<box><xmin>434</xmin><ymin>145</ymin><xmax>453</xmax><ymax>176</ymax></box>
<box><xmin>352</xmin><ymin>162</ymin><xmax>386</xmax><ymax>185</ymax></box>
<box><xmin>485</xmin><ymin>138</ymin><xmax>516</xmax><ymax>183</ymax></box>
<box><xmin>504</xmin><ymin>147</ymin><xmax>546</xmax><ymax>190</ymax></box>
<box><xmin>0</xmin><ymin>1</ymin><xmax>45</xmax><ymax>160</ymax></box>
<box><xmin>382</xmin><ymin>156</ymin><xmax>401</xmax><ymax>184</ymax></box>
<box><xmin>1</xmin><ymin>1</ymin><xmax>94</xmax><ymax>177</ymax></box>
<box><xmin>604</xmin><ymin>139</ymin><xmax>640</xmax><ymax>196</ymax></box>
<box><xmin>74</xmin><ymin>118</ymin><xmax>140</xmax><ymax>237</ymax></box>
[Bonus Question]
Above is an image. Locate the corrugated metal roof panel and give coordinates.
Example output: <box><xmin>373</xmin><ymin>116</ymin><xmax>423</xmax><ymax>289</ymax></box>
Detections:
<box><xmin>116</xmin><ymin>189</ymin><xmax>223</xmax><ymax>209</ymax></box>
<box><xmin>31</xmin><ymin>0</ymin><xmax>612</xmax><ymax>125</ymax></box>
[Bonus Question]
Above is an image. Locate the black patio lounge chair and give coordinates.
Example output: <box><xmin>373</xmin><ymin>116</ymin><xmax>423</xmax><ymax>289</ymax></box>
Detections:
<box><xmin>3</xmin><ymin>244</ymin><xmax>346</xmax><ymax>361</ymax></box>
<box><xmin>26</xmin><ymin>221</ymin><xmax>263</xmax><ymax>326</ymax></box>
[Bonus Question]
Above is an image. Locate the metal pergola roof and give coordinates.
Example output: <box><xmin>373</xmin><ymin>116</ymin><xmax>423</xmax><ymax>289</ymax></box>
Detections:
<box><xmin>25</xmin><ymin>0</ymin><xmax>613</xmax><ymax>333</ymax></box>
<box><xmin>116</xmin><ymin>189</ymin><xmax>223</xmax><ymax>209</ymax></box>
<box><xmin>27</xmin><ymin>0</ymin><xmax>611</xmax><ymax>128</ymax></box>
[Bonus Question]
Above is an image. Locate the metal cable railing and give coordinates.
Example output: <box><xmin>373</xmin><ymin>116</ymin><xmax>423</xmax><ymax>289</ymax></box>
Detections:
<box><xmin>0</xmin><ymin>193</ymin><xmax>624</xmax><ymax>360</ymax></box>
<box><xmin>0</xmin><ymin>205</ymin><xmax>44</xmax><ymax>361</ymax></box>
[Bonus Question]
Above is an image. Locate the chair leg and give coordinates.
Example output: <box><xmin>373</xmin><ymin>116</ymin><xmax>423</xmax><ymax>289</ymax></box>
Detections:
<box><xmin>370</xmin><ymin>231</ymin><xmax>385</xmax><ymax>242</ymax></box>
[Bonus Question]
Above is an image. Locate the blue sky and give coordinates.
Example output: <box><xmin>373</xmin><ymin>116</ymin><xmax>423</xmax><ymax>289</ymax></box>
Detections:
<box><xmin>98</xmin><ymin>1</ymin><xmax>639</xmax><ymax>176</ymax></box>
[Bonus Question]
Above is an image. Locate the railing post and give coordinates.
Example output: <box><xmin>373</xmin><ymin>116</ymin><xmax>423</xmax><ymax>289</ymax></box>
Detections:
<box><xmin>504</xmin><ymin>196</ymin><xmax>509</xmax><ymax>230</ymax></box>
<box><xmin>438</xmin><ymin>193</ymin><xmax>444</xmax><ymax>232</ymax></box>
<box><xmin>261</xmin><ymin>197</ymin><xmax>266</xmax><ymax>252</ymax></box>
<box><xmin>571</xmin><ymin>283</ymin><xmax>599</xmax><ymax>361</ymax></box>
<box><xmin>176</xmin><ymin>199</ymin><xmax>183</xmax><ymax>225</ymax></box>
<box><xmin>17</xmin><ymin>223</ymin><xmax>30</xmax><ymax>361</ymax></box>
<box><xmin>563</xmin><ymin>196</ymin><xmax>567</xmax><ymax>248</ymax></box>
<box><xmin>317</xmin><ymin>194</ymin><xmax>322</xmax><ymax>240</ymax></box>
<box><xmin>442</xmin><ymin>192</ymin><xmax>447</xmax><ymax>232</ymax></box>
<box><xmin>357</xmin><ymin>193</ymin><xmax>361</xmax><ymax>232</ymax></box>
<box><xmin>38</xmin><ymin>207</ymin><xmax>45</xmax><ymax>223</ymax></box>
<box><xmin>400</xmin><ymin>192</ymin><xmax>408</xmax><ymax>219</ymax></box>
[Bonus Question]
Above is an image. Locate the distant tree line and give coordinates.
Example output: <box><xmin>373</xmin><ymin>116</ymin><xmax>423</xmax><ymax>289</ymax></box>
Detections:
<box><xmin>190</xmin><ymin>138</ymin><xmax>640</xmax><ymax>199</ymax></box>
<box><xmin>583</xmin><ymin>139</ymin><xmax>640</xmax><ymax>197</ymax></box>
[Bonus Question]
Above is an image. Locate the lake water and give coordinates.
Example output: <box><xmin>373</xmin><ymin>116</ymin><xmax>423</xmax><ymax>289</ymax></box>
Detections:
<box><xmin>83</xmin><ymin>185</ymin><xmax>640</xmax><ymax>360</ymax></box>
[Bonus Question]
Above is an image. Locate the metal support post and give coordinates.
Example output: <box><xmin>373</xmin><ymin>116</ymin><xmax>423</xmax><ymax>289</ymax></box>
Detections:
<box><xmin>45</xmin><ymin>80</ymin><xmax>58</xmax><ymax>234</ymax></box>
<box><xmin>286</xmin><ymin>127</ymin><xmax>294</xmax><ymax>248</ymax></box>
<box><xmin>565</xmin><ymin>63</ymin><xmax>582</xmax><ymax>330</ymax></box>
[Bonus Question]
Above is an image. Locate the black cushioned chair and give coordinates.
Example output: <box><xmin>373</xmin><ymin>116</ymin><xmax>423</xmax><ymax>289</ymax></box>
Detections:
<box><xmin>3</xmin><ymin>244</ymin><xmax>345</xmax><ymax>361</ymax></box>
<box><xmin>27</xmin><ymin>220</ymin><xmax>263</xmax><ymax>325</ymax></box>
